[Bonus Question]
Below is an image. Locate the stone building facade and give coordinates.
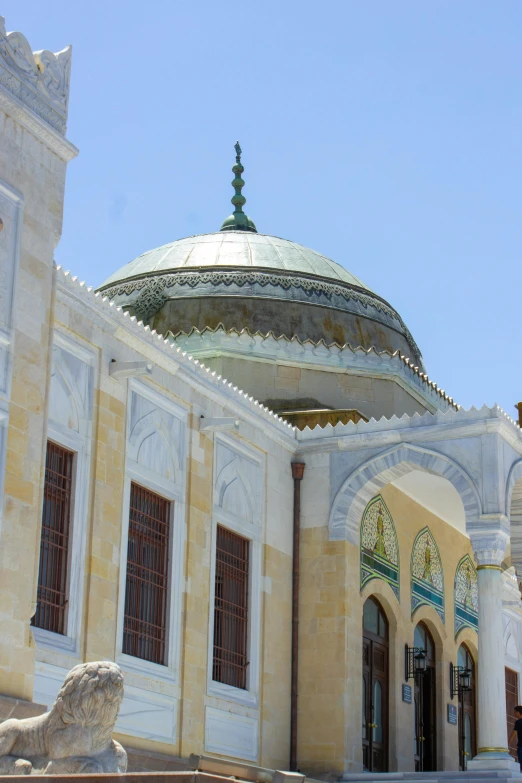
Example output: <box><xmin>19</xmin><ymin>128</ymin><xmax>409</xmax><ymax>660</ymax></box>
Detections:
<box><xmin>1</xmin><ymin>16</ymin><xmax>522</xmax><ymax>780</ymax></box>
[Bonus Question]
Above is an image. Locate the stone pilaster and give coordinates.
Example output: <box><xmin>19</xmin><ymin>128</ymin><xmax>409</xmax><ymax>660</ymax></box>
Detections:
<box><xmin>468</xmin><ymin>524</ymin><xmax>520</xmax><ymax>774</ymax></box>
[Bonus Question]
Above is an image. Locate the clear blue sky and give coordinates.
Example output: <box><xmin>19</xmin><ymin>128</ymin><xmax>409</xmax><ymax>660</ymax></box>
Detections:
<box><xmin>6</xmin><ymin>1</ymin><xmax>521</xmax><ymax>415</ymax></box>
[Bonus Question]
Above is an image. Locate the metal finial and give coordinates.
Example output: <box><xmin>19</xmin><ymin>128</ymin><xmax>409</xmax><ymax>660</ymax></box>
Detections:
<box><xmin>220</xmin><ymin>142</ymin><xmax>257</xmax><ymax>233</ymax></box>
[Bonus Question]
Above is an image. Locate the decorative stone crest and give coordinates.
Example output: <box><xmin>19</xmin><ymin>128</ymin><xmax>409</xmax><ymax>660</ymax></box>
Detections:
<box><xmin>454</xmin><ymin>554</ymin><xmax>478</xmax><ymax>637</ymax></box>
<box><xmin>0</xmin><ymin>16</ymin><xmax>71</xmax><ymax>134</ymax></box>
<box><xmin>0</xmin><ymin>661</ymin><xmax>127</xmax><ymax>775</ymax></box>
<box><xmin>360</xmin><ymin>495</ymin><xmax>400</xmax><ymax>599</ymax></box>
<box><xmin>411</xmin><ymin>527</ymin><xmax>445</xmax><ymax>622</ymax></box>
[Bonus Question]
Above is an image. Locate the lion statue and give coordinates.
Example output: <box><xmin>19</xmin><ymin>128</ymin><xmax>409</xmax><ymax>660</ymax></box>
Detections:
<box><xmin>0</xmin><ymin>661</ymin><xmax>127</xmax><ymax>775</ymax></box>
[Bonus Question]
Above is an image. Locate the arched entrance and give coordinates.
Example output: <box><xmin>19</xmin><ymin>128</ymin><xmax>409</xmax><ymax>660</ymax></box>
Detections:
<box><xmin>414</xmin><ymin>622</ymin><xmax>436</xmax><ymax>771</ymax></box>
<box><xmin>457</xmin><ymin>644</ymin><xmax>476</xmax><ymax>769</ymax></box>
<box><xmin>362</xmin><ymin>597</ymin><xmax>389</xmax><ymax>771</ymax></box>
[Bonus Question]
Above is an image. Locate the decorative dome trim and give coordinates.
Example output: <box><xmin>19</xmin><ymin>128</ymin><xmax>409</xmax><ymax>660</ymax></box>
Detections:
<box><xmin>100</xmin><ymin>266</ymin><xmax>423</xmax><ymax>367</ymax></box>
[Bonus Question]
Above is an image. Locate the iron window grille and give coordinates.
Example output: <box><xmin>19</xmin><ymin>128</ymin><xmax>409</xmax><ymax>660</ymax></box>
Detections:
<box><xmin>123</xmin><ymin>483</ymin><xmax>171</xmax><ymax>665</ymax></box>
<box><xmin>213</xmin><ymin>526</ymin><xmax>250</xmax><ymax>689</ymax></box>
<box><xmin>32</xmin><ymin>441</ymin><xmax>74</xmax><ymax>635</ymax></box>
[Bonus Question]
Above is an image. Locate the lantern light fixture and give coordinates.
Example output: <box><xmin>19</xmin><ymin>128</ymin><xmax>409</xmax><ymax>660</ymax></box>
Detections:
<box><xmin>405</xmin><ymin>644</ymin><xmax>428</xmax><ymax>681</ymax></box>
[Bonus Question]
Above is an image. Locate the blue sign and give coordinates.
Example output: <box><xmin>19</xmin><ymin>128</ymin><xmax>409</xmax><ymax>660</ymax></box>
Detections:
<box><xmin>402</xmin><ymin>684</ymin><xmax>412</xmax><ymax>704</ymax></box>
<box><xmin>447</xmin><ymin>704</ymin><xmax>458</xmax><ymax>725</ymax></box>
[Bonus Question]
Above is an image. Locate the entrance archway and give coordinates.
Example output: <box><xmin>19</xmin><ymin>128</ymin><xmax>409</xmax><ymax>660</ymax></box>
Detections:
<box><xmin>362</xmin><ymin>597</ymin><xmax>389</xmax><ymax>771</ymax></box>
<box><xmin>457</xmin><ymin>644</ymin><xmax>476</xmax><ymax>769</ymax></box>
<box><xmin>414</xmin><ymin>622</ymin><xmax>436</xmax><ymax>771</ymax></box>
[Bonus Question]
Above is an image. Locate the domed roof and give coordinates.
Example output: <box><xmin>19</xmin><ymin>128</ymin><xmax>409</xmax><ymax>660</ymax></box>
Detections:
<box><xmin>98</xmin><ymin>143</ymin><xmax>423</xmax><ymax>368</ymax></box>
<box><xmin>100</xmin><ymin>230</ymin><xmax>373</xmax><ymax>291</ymax></box>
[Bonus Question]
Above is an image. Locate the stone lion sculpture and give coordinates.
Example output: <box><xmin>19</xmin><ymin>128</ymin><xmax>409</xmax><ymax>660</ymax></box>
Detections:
<box><xmin>0</xmin><ymin>661</ymin><xmax>127</xmax><ymax>775</ymax></box>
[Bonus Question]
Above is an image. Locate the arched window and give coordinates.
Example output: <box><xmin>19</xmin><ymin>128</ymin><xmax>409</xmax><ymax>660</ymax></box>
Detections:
<box><xmin>414</xmin><ymin>622</ymin><xmax>434</xmax><ymax>665</ymax></box>
<box><xmin>362</xmin><ymin>598</ymin><xmax>388</xmax><ymax>772</ymax></box>
<box><xmin>363</xmin><ymin>596</ymin><xmax>388</xmax><ymax>639</ymax></box>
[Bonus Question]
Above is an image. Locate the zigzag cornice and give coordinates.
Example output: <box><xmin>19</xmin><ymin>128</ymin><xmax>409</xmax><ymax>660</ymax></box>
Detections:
<box><xmin>99</xmin><ymin>266</ymin><xmax>423</xmax><ymax>366</ymax></box>
<box><xmin>170</xmin><ymin>323</ymin><xmax>458</xmax><ymax>412</ymax></box>
<box><xmin>54</xmin><ymin>267</ymin><xmax>298</xmax><ymax>444</ymax></box>
<box><xmin>55</xmin><ymin>271</ymin><xmax>521</xmax><ymax>453</ymax></box>
<box><xmin>296</xmin><ymin>403</ymin><xmax>522</xmax><ymax>444</ymax></box>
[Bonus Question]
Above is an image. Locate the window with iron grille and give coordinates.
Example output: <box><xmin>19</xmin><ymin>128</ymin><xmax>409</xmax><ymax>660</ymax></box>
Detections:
<box><xmin>123</xmin><ymin>483</ymin><xmax>171</xmax><ymax>665</ymax></box>
<box><xmin>32</xmin><ymin>441</ymin><xmax>74</xmax><ymax>635</ymax></box>
<box><xmin>213</xmin><ymin>526</ymin><xmax>250</xmax><ymax>689</ymax></box>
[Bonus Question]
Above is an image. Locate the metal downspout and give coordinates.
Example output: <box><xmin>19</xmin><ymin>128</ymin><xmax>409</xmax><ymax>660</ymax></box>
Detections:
<box><xmin>290</xmin><ymin>461</ymin><xmax>305</xmax><ymax>771</ymax></box>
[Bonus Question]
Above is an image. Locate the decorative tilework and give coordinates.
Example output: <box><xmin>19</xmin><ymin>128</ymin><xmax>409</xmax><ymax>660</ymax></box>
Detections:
<box><xmin>360</xmin><ymin>495</ymin><xmax>399</xmax><ymax>599</ymax></box>
<box><xmin>454</xmin><ymin>554</ymin><xmax>478</xmax><ymax>637</ymax></box>
<box><xmin>411</xmin><ymin>527</ymin><xmax>444</xmax><ymax>623</ymax></box>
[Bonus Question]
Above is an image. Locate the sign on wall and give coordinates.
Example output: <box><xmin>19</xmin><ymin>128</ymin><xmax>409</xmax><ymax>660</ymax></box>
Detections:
<box><xmin>402</xmin><ymin>684</ymin><xmax>412</xmax><ymax>704</ymax></box>
<box><xmin>447</xmin><ymin>704</ymin><xmax>458</xmax><ymax>725</ymax></box>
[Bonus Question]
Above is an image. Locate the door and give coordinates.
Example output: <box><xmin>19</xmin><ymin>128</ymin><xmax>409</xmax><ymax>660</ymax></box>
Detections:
<box><xmin>457</xmin><ymin>645</ymin><xmax>476</xmax><ymax>770</ymax></box>
<box><xmin>414</xmin><ymin>623</ymin><xmax>437</xmax><ymax>771</ymax></box>
<box><xmin>362</xmin><ymin>598</ymin><xmax>389</xmax><ymax>771</ymax></box>
<box><xmin>506</xmin><ymin>667</ymin><xmax>519</xmax><ymax>759</ymax></box>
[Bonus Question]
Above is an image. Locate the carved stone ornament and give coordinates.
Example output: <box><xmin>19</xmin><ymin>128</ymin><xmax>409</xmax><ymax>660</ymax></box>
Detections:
<box><xmin>0</xmin><ymin>661</ymin><xmax>127</xmax><ymax>775</ymax></box>
<box><xmin>0</xmin><ymin>16</ymin><xmax>71</xmax><ymax>134</ymax></box>
<box><xmin>102</xmin><ymin>269</ymin><xmax>423</xmax><ymax>365</ymax></box>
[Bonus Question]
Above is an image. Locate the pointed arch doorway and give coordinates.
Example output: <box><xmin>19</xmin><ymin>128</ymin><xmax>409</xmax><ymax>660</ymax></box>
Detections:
<box><xmin>457</xmin><ymin>644</ymin><xmax>476</xmax><ymax>769</ymax></box>
<box><xmin>414</xmin><ymin>622</ymin><xmax>437</xmax><ymax>771</ymax></box>
<box><xmin>362</xmin><ymin>597</ymin><xmax>389</xmax><ymax>772</ymax></box>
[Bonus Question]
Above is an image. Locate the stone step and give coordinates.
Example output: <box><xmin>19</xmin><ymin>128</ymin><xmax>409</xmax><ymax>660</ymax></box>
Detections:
<box><xmin>342</xmin><ymin>774</ymin><xmax>517</xmax><ymax>783</ymax></box>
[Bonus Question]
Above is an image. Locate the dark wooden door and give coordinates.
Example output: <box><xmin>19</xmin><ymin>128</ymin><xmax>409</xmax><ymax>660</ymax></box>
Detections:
<box><xmin>506</xmin><ymin>667</ymin><xmax>519</xmax><ymax>758</ymax></box>
<box><xmin>414</xmin><ymin>668</ymin><xmax>436</xmax><ymax>770</ymax></box>
<box><xmin>458</xmin><ymin>646</ymin><xmax>476</xmax><ymax>770</ymax></box>
<box><xmin>362</xmin><ymin>598</ymin><xmax>389</xmax><ymax>772</ymax></box>
<box><xmin>362</xmin><ymin>636</ymin><xmax>388</xmax><ymax>771</ymax></box>
<box><xmin>414</xmin><ymin>623</ymin><xmax>437</xmax><ymax>772</ymax></box>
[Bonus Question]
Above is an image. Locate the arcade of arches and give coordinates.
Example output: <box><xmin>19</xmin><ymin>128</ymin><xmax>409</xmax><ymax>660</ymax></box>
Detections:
<box><xmin>298</xmin><ymin>480</ymin><xmax>522</xmax><ymax>776</ymax></box>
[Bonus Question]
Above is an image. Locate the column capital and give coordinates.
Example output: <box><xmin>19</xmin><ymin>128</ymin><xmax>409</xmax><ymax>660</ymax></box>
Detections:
<box><xmin>469</xmin><ymin>519</ymin><xmax>509</xmax><ymax>567</ymax></box>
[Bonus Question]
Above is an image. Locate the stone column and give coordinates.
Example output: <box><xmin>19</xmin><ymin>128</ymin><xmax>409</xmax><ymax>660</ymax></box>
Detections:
<box><xmin>468</xmin><ymin>528</ymin><xmax>520</xmax><ymax>774</ymax></box>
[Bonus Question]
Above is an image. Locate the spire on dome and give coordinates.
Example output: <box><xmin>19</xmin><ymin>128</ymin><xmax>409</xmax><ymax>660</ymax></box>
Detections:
<box><xmin>220</xmin><ymin>141</ymin><xmax>257</xmax><ymax>233</ymax></box>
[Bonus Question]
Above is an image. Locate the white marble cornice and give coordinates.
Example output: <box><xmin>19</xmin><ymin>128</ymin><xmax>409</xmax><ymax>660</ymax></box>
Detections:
<box><xmin>0</xmin><ymin>86</ymin><xmax>78</xmax><ymax>161</ymax></box>
<box><xmin>171</xmin><ymin>326</ymin><xmax>457</xmax><ymax>414</ymax></box>
<box><xmin>296</xmin><ymin>404</ymin><xmax>522</xmax><ymax>456</ymax></box>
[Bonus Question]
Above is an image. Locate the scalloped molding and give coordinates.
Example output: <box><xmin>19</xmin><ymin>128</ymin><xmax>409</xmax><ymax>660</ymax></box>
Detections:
<box><xmin>171</xmin><ymin>324</ymin><xmax>456</xmax><ymax>413</ymax></box>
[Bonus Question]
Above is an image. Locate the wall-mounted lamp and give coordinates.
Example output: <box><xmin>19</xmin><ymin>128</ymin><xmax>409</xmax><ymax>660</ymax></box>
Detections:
<box><xmin>199</xmin><ymin>416</ymin><xmax>240</xmax><ymax>433</ymax></box>
<box><xmin>450</xmin><ymin>662</ymin><xmax>472</xmax><ymax>699</ymax></box>
<box><xmin>109</xmin><ymin>360</ymin><xmax>153</xmax><ymax>379</ymax></box>
<box><xmin>405</xmin><ymin>644</ymin><xmax>427</xmax><ymax>681</ymax></box>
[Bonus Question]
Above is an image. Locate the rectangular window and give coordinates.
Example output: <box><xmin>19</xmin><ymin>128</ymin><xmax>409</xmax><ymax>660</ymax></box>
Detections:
<box><xmin>213</xmin><ymin>526</ymin><xmax>250</xmax><ymax>689</ymax></box>
<box><xmin>123</xmin><ymin>482</ymin><xmax>171</xmax><ymax>665</ymax></box>
<box><xmin>33</xmin><ymin>441</ymin><xmax>74</xmax><ymax>635</ymax></box>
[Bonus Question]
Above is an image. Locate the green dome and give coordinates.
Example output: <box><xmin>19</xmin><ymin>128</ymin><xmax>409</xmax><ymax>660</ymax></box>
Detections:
<box><xmin>220</xmin><ymin>212</ymin><xmax>257</xmax><ymax>232</ymax></box>
<box><xmin>97</xmin><ymin>143</ymin><xmax>423</xmax><ymax>367</ymax></box>
<box><xmin>100</xmin><ymin>231</ymin><xmax>373</xmax><ymax>289</ymax></box>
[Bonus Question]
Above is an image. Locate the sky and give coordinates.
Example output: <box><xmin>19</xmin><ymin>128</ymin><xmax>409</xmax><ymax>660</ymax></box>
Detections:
<box><xmin>5</xmin><ymin>1</ymin><xmax>522</xmax><ymax>414</ymax></box>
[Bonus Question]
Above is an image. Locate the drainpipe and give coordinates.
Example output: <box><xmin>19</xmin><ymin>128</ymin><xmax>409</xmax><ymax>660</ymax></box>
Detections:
<box><xmin>516</xmin><ymin>402</ymin><xmax>522</xmax><ymax>428</ymax></box>
<box><xmin>290</xmin><ymin>461</ymin><xmax>305</xmax><ymax>771</ymax></box>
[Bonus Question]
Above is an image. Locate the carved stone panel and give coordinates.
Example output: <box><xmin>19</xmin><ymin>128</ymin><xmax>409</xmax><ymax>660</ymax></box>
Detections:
<box><xmin>0</xmin><ymin>180</ymin><xmax>22</xmax><ymax>399</ymax></box>
<box><xmin>214</xmin><ymin>439</ymin><xmax>261</xmax><ymax>527</ymax></box>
